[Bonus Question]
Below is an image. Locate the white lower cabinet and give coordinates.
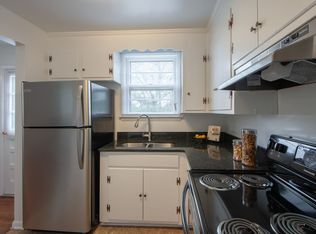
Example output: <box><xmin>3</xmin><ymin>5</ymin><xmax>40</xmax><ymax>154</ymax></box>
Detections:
<box><xmin>100</xmin><ymin>152</ymin><xmax>186</xmax><ymax>225</ymax></box>
<box><xmin>107</xmin><ymin>168</ymin><xmax>143</xmax><ymax>222</ymax></box>
<box><xmin>143</xmin><ymin>168</ymin><xmax>179</xmax><ymax>223</ymax></box>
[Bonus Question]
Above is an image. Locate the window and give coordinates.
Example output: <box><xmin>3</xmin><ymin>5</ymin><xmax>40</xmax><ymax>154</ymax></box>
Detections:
<box><xmin>3</xmin><ymin>69</ymin><xmax>15</xmax><ymax>136</ymax></box>
<box><xmin>121</xmin><ymin>51</ymin><xmax>182</xmax><ymax>116</ymax></box>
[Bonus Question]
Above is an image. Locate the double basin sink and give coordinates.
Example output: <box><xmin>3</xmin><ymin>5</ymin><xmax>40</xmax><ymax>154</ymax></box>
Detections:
<box><xmin>117</xmin><ymin>142</ymin><xmax>175</xmax><ymax>149</ymax></box>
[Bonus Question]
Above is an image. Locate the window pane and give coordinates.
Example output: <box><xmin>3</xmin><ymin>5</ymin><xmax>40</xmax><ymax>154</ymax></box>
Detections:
<box><xmin>130</xmin><ymin>60</ymin><xmax>175</xmax><ymax>86</ymax></box>
<box><xmin>130</xmin><ymin>100</ymin><xmax>174</xmax><ymax>113</ymax></box>
<box><xmin>130</xmin><ymin>90</ymin><xmax>173</xmax><ymax>100</ymax></box>
<box><xmin>131</xmin><ymin>61</ymin><xmax>174</xmax><ymax>73</ymax></box>
<box><xmin>130</xmin><ymin>90</ymin><xmax>174</xmax><ymax>113</ymax></box>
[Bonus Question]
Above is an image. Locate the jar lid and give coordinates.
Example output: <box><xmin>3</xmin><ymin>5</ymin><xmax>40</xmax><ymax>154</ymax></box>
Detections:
<box><xmin>242</xmin><ymin>129</ymin><xmax>257</xmax><ymax>134</ymax></box>
<box><xmin>232</xmin><ymin>139</ymin><xmax>242</xmax><ymax>144</ymax></box>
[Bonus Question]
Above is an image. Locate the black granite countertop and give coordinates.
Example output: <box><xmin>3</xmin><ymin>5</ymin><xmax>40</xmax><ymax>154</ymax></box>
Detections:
<box><xmin>98</xmin><ymin>132</ymin><xmax>269</xmax><ymax>172</ymax></box>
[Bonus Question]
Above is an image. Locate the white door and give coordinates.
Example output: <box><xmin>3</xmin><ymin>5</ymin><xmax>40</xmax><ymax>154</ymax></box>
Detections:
<box><xmin>143</xmin><ymin>168</ymin><xmax>179</xmax><ymax>223</ymax></box>
<box><xmin>231</xmin><ymin>0</ymin><xmax>258</xmax><ymax>63</ymax></box>
<box><xmin>1</xmin><ymin>69</ymin><xmax>16</xmax><ymax>196</ymax></box>
<box><xmin>107</xmin><ymin>167</ymin><xmax>143</xmax><ymax>222</ymax></box>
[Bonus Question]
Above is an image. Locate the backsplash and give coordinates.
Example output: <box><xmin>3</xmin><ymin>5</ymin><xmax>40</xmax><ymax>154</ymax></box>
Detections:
<box><xmin>222</xmin><ymin>115</ymin><xmax>316</xmax><ymax>147</ymax></box>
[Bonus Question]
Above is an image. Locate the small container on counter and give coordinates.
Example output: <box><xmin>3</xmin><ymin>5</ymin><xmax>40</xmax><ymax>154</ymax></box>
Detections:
<box><xmin>241</xmin><ymin>129</ymin><xmax>257</xmax><ymax>167</ymax></box>
<box><xmin>232</xmin><ymin>139</ymin><xmax>242</xmax><ymax>161</ymax></box>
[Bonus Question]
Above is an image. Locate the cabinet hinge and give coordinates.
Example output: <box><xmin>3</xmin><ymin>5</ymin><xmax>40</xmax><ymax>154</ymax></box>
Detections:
<box><xmin>48</xmin><ymin>69</ymin><xmax>52</xmax><ymax>76</ymax></box>
<box><xmin>228</xmin><ymin>14</ymin><xmax>233</xmax><ymax>30</ymax></box>
<box><xmin>107</xmin><ymin>176</ymin><xmax>111</xmax><ymax>183</ymax></box>
<box><xmin>229</xmin><ymin>91</ymin><xmax>233</xmax><ymax>99</ymax></box>
<box><xmin>106</xmin><ymin>204</ymin><xmax>111</xmax><ymax>212</ymax></box>
<box><xmin>109</xmin><ymin>54</ymin><xmax>113</xmax><ymax>61</ymax></box>
<box><xmin>231</xmin><ymin>43</ymin><xmax>234</xmax><ymax>54</ymax></box>
<box><xmin>109</xmin><ymin>68</ymin><xmax>113</xmax><ymax>75</ymax></box>
<box><xmin>176</xmin><ymin>177</ymin><xmax>181</xmax><ymax>186</ymax></box>
<box><xmin>203</xmin><ymin>55</ymin><xmax>207</xmax><ymax>63</ymax></box>
<box><xmin>48</xmin><ymin>56</ymin><xmax>52</xmax><ymax>62</ymax></box>
<box><xmin>176</xmin><ymin>206</ymin><xmax>180</xmax><ymax>214</ymax></box>
<box><xmin>202</xmin><ymin>97</ymin><xmax>207</xmax><ymax>104</ymax></box>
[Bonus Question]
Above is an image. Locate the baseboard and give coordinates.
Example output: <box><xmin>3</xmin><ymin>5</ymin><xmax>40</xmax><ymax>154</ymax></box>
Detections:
<box><xmin>11</xmin><ymin>220</ymin><xmax>23</xmax><ymax>230</ymax></box>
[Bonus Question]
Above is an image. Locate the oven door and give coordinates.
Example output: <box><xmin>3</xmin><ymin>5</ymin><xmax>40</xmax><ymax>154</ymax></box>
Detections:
<box><xmin>181</xmin><ymin>181</ymin><xmax>203</xmax><ymax>234</ymax></box>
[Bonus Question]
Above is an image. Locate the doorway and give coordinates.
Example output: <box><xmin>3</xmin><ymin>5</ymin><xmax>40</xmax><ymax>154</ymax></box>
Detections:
<box><xmin>0</xmin><ymin>41</ymin><xmax>16</xmax><ymax>197</ymax></box>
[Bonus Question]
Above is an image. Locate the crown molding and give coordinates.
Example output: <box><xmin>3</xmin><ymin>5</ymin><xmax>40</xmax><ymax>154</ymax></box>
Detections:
<box><xmin>48</xmin><ymin>28</ymin><xmax>208</xmax><ymax>37</ymax></box>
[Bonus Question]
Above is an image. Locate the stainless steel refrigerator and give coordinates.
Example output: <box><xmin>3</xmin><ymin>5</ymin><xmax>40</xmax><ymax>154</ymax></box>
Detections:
<box><xmin>23</xmin><ymin>80</ymin><xmax>114</xmax><ymax>233</ymax></box>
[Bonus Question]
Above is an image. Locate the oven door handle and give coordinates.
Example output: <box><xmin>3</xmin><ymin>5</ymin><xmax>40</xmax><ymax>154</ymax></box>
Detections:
<box><xmin>181</xmin><ymin>181</ymin><xmax>190</xmax><ymax>234</ymax></box>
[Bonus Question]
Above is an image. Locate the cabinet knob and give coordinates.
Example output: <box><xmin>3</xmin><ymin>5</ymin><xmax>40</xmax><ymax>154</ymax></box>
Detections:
<box><xmin>74</xmin><ymin>68</ymin><xmax>77</xmax><ymax>72</ymax></box>
<box><xmin>2</xmin><ymin>131</ymin><xmax>7</xmax><ymax>135</ymax></box>
<box><xmin>82</xmin><ymin>68</ymin><xmax>85</xmax><ymax>72</ymax></box>
<box><xmin>250</xmin><ymin>26</ymin><xmax>257</xmax><ymax>33</ymax></box>
<box><xmin>187</xmin><ymin>92</ymin><xmax>191</xmax><ymax>96</ymax></box>
<box><xmin>139</xmin><ymin>194</ymin><xmax>142</xmax><ymax>197</ymax></box>
<box><xmin>143</xmin><ymin>194</ymin><xmax>147</xmax><ymax>198</ymax></box>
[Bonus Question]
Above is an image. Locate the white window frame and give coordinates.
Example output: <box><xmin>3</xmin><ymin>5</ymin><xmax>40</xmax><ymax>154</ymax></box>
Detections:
<box><xmin>3</xmin><ymin>68</ymin><xmax>15</xmax><ymax>137</ymax></box>
<box><xmin>121</xmin><ymin>51</ymin><xmax>182</xmax><ymax>117</ymax></box>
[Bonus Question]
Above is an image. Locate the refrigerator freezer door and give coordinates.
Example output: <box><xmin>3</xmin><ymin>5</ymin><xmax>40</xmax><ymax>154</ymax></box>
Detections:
<box><xmin>23</xmin><ymin>128</ymin><xmax>91</xmax><ymax>232</ymax></box>
<box><xmin>23</xmin><ymin>80</ymin><xmax>91</xmax><ymax>127</ymax></box>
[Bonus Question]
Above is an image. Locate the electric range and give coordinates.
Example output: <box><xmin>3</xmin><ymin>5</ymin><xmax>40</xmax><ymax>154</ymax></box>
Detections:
<box><xmin>181</xmin><ymin>135</ymin><xmax>316</xmax><ymax>234</ymax></box>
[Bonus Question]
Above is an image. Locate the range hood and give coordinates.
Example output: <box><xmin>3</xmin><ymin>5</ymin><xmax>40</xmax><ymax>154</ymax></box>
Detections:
<box><xmin>217</xmin><ymin>17</ymin><xmax>316</xmax><ymax>91</ymax></box>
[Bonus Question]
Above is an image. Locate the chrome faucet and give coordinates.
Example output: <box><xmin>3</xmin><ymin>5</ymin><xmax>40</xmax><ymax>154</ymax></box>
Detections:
<box><xmin>134</xmin><ymin>114</ymin><xmax>151</xmax><ymax>142</ymax></box>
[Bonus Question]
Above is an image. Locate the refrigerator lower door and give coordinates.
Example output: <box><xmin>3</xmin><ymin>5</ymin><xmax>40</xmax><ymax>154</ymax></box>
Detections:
<box><xmin>23</xmin><ymin>128</ymin><xmax>91</xmax><ymax>233</ymax></box>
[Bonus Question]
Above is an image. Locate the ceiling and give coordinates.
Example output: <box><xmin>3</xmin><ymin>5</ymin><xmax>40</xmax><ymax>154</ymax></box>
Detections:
<box><xmin>0</xmin><ymin>0</ymin><xmax>217</xmax><ymax>32</ymax></box>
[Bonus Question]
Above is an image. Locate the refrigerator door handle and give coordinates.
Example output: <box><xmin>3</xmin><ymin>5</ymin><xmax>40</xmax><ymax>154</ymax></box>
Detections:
<box><xmin>77</xmin><ymin>129</ymin><xmax>84</xmax><ymax>169</ymax></box>
<box><xmin>77</xmin><ymin>85</ymin><xmax>84</xmax><ymax>127</ymax></box>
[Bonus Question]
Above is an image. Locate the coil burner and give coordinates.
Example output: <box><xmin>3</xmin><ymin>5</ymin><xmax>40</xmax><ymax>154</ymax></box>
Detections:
<box><xmin>217</xmin><ymin>218</ymin><xmax>270</xmax><ymax>234</ymax></box>
<box><xmin>199</xmin><ymin>174</ymin><xmax>240</xmax><ymax>191</ymax></box>
<box><xmin>270</xmin><ymin>213</ymin><xmax>316</xmax><ymax>234</ymax></box>
<box><xmin>239</xmin><ymin>174</ymin><xmax>273</xmax><ymax>189</ymax></box>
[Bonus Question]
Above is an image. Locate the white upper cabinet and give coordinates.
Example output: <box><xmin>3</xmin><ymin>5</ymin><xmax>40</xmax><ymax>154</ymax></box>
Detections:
<box><xmin>48</xmin><ymin>38</ymin><xmax>120</xmax><ymax>82</ymax></box>
<box><xmin>257</xmin><ymin>0</ymin><xmax>315</xmax><ymax>45</ymax></box>
<box><xmin>48</xmin><ymin>38</ymin><xmax>80</xmax><ymax>79</ymax></box>
<box><xmin>80</xmin><ymin>40</ymin><xmax>111</xmax><ymax>79</ymax></box>
<box><xmin>182</xmin><ymin>43</ymin><xmax>208</xmax><ymax>112</ymax></box>
<box><xmin>207</xmin><ymin>0</ymin><xmax>278</xmax><ymax>115</ymax></box>
<box><xmin>207</xmin><ymin>0</ymin><xmax>232</xmax><ymax>112</ymax></box>
<box><xmin>231</xmin><ymin>0</ymin><xmax>258</xmax><ymax>64</ymax></box>
<box><xmin>231</xmin><ymin>0</ymin><xmax>316</xmax><ymax>64</ymax></box>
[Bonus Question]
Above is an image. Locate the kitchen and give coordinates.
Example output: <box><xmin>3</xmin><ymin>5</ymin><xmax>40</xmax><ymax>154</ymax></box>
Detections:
<box><xmin>0</xmin><ymin>0</ymin><xmax>316</xmax><ymax>233</ymax></box>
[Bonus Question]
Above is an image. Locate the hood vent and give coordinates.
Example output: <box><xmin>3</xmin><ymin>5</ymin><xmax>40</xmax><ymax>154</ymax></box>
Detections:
<box><xmin>217</xmin><ymin>17</ymin><xmax>316</xmax><ymax>91</ymax></box>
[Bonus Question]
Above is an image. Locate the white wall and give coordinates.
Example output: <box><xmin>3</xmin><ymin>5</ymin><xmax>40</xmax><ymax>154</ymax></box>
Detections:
<box><xmin>0</xmin><ymin>44</ymin><xmax>16</xmax><ymax>66</ymax></box>
<box><xmin>223</xmin><ymin>114</ymin><xmax>316</xmax><ymax>147</ymax></box>
<box><xmin>0</xmin><ymin>5</ymin><xmax>47</xmax><ymax>229</ymax></box>
<box><xmin>48</xmin><ymin>30</ymin><xmax>222</xmax><ymax>133</ymax></box>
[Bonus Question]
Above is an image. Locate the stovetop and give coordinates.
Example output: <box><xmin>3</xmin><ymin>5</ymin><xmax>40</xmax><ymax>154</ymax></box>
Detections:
<box><xmin>189</xmin><ymin>170</ymin><xmax>316</xmax><ymax>234</ymax></box>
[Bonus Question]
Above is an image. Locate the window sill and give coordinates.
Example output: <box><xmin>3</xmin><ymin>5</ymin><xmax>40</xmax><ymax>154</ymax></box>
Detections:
<box><xmin>119</xmin><ymin>114</ymin><xmax>183</xmax><ymax>120</ymax></box>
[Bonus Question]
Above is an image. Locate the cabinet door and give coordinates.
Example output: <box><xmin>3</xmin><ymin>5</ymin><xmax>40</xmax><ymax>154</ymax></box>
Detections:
<box><xmin>208</xmin><ymin>0</ymin><xmax>232</xmax><ymax>111</ymax></box>
<box><xmin>231</xmin><ymin>0</ymin><xmax>258</xmax><ymax>64</ymax></box>
<box><xmin>81</xmin><ymin>44</ymin><xmax>111</xmax><ymax>79</ymax></box>
<box><xmin>182</xmin><ymin>48</ymin><xmax>206</xmax><ymax>112</ymax></box>
<box><xmin>258</xmin><ymin>0</ymin><xmax>315</xmax><ymax>45</ymax></box>
<box><xmin>143</xmin><ymin>169</ymin><xmax>179</xmax><ymax>223</ymax></box>
<box><xmin>107</xmin><ymin>168</ymin><xmax>143</xmax><ymax>222</ymax></box>
<box><xmin>48</xmin><ymin>39</ymin><xmax>79</xmax><ymax>79</ymax></box>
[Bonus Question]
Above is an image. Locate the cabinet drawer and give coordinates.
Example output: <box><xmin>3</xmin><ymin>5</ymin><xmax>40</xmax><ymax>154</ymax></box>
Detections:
<box><xmin>107</xmin><ymin>154</ymin><xmax>179</xmax><ymax>168</ymax></box>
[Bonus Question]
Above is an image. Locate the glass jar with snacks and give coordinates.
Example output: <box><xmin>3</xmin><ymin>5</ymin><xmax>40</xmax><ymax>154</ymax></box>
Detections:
<box><xmin>232</xmin><ymin>139</ymin><xmax>242</xmax><ymax>161</ymax></box>
<box><xmin>241</xmin><ymin>129</ymin><xmax>257</xmax><ymax>167</ymax></box>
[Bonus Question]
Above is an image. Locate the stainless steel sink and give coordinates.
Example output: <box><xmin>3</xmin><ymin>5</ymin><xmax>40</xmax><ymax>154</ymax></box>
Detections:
<box><xmin>118</xmin><ymin>142</ymin><xmax>175</xmax><ymax>148</ymax></box>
